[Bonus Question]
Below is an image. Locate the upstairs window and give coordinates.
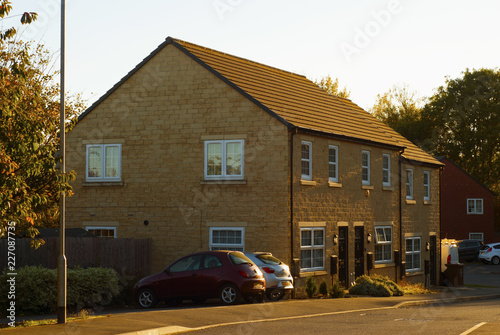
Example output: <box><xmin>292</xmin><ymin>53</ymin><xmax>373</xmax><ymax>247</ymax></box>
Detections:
<box><xmin>382</xmin><ymin>154</ymin><xmax>390</xmax><ymax>187</ymax></box>
<box><xmin>204</xmin><ymin>140</ymin><xmax>244</xmax><ymax>180</ymax></box>
<box><xmin>86</xmin><ymin>144</ymin><xmax>122</xmax><ymax>182</ymax></box>
<box><xmin>328</xmin><ymin>145</ymin><xmax>338</xmax><ymax>183</ymax></box>
<box><xmin>301</xmin><ymin>141</ymin><xmax>312</xmax><ymax>180</ymax></box>
<box><xmin>406</xmin><ymin>169</ymin><xmax>414</xmax><ymax>200</ymax></box>
<box><xmin>423</xmin><ymin>171</ymin><xmax>430</xmax><ymax>201</ymax></box>
<box><xmin>467</xmin><ymin>199</ymin><xmax>483</xmax><ymax>214</ymax></box>
<box><xmin>362</xmin><ymin>150</ymin><xmax>370</xmax><ymax>185</ymax></box>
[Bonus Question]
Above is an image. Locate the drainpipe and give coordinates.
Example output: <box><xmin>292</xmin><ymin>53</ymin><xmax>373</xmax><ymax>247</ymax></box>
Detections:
<box><xmin>290</xmin><ymin>128</ymin><xmax>298</xmax><ymax>295</ymax></box>
<box><xmin>398</xmin><ymin>151</ymin><xmax>404</xmax><ymax>283</ymax></box>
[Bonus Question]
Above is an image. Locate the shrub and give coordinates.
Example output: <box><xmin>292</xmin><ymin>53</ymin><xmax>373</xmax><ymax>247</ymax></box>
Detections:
<box><xmin>0</xmin><ymin>266</ymin><xmax>120</xmax><ymax>316</ymax></box>
<box><xmin>348</xmin><ymin>275</ymin><xmax>404</xmax><ymax>297</ymax></box>
<box><xmin>305</xmin><ymin>276</ymin><xmax>318</xmax><ymax>298</ymax></box>
<box><xmin>319</xmin><ymin>280</ymin><xmax>329</xmax><ymax>297</ymax></box>
<box><xmin>329</xmin><ymin>280</ymin><xmax>345</xmax><ymax>298</ymax></box>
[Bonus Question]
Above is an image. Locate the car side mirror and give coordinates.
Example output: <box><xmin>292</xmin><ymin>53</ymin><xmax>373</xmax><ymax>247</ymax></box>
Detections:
<box><xmin>164</xmin><ymin>268</ymin><xmax>170</xmax><ymax>275</ymax></box>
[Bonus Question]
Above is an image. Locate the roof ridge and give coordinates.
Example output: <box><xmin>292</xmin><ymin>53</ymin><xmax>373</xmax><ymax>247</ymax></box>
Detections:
<box><xmin>169</xmin><ymin>37</ymin><xmax>308</xmax><ymax>80</ymax></box>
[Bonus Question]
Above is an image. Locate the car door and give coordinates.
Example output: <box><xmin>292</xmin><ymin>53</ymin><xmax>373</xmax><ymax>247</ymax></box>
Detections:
<box><xmin>157</xmin><ymin>254</ymin><xmax>203</xmax><ymax>298</ymax></box>
<box><xmin>199</xmin><ymin>254</ymin><xmax>225</xmax><ymax>296</ymax></box>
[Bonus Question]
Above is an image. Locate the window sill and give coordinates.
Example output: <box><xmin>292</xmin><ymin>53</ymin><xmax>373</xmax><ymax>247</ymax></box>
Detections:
<box><xmin>328</xmin><ymin>181</ymin><xmax>342</xmax><ymax>188</ymax></box>
<box><xmin>301</xmin><ymin>180</ymin><xmax>317</xmax><ymax>186</ymax></box>
<box><xmin>362</xmin><ymin>185</ymin><xmax>374</xmax><ymax>190</ymax></box>
<box><xmin>423</xmin><ymin>200</ymin><xmax>432</xmax><ymax>205</ymax></box>
<box><xmin>83</xmin><ymin>181</ymin><xmax>124</xmax><ymax>187</ymax></box>
<box><xmin>374</xmin><ymin>262</ymin><xmax>395</xmax><ymax>269</ymax></box>
<box><xmin>406</xmin><ymin>270</ymin><xmax>424</xmax><ymax>277</ymax></box>
<box><xmin>201</xmin><ymin>180</ymin><xmax>247</xmax><ymax>185</ymax></box>
<box><xmin>383</xmin><ymin>186</ymin><xmax>394</xmax><ymax>191</ymax></box>
<box><xmin>299</xmin><ymin>270</ymin><xmax>327</xmax><ymax>277</ymax></box>
<box><xmin>406</xmin><ymin>199</ymin><xmax>417</xmax><ymax>205</ymax></box>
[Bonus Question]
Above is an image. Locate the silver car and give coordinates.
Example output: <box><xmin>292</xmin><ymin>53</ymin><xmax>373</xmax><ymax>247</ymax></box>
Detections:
<box><xmin>245</xmin><ymin>252</ymin><xmax>294</xmax><ymax>301</ymax></box>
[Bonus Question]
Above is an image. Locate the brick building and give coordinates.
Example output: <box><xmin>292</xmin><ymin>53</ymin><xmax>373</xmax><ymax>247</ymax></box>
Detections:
<box><xmin>438</xmin><ymin>157</ymin><xmax>496</xmax><ymax>243</ymax></box>
<box><xmin>66</xmin><ymin>37</ymin><xmax>443</xmax><ymax>292</ymax></box>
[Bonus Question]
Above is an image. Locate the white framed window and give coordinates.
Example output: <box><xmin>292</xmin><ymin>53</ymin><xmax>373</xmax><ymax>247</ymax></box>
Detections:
<box><xmin>467</xmin><ymin>199</ymin><xmax>483</xmax><ymax>214</ymax></box>
<box><xmin>86</xmin><ymin>226</ymin><xmax>117</xmax><ymax>238</ymax></box>
<box><xmin>469</xmin><ymin>232</ymin><xmax>484</xmax><ymax>241</ymax></box>
<box><xmin>362</xmin><ymin>150</ymin><xmax>370</xmax><ymax>185</ymax></box>
<box><xmin>374</xmin><ymin>226</ymin><xmax>392</xmax><ymax>263</ymax></box>
<box><xmin>406</xmin><ymin>169</ymin><xmax>414</xmax><ymax>200</ymax></box>
<box><xmin>301</xmin><ymin>141</ymin><xmax>312</xmax><ymax>180</ymax></box>
<box><xmin>300</xmin><ymin>227</ymin><xmax>325</xmax><ymax>271</ymax></box>
<box><xmin>209</xmin><ymin>227</ymin><xmax>244</xmax><ymax>251</ymax></box>
<box><xmin>204</xmin><ymin>140</ymin><xmax>244</xmax><ymax>180</ymax></box>
<box><xmin>328</xmin><ymin>145</ymin><xmax>338</xmax><ymax>183</ymax></box>
<box><xmin>405</xmin><ymin>237</ymin><xmax>421</xmax><ymax>272</ymax></box>
<box><xmin>86</xmin><ymin>144</ymin><xmax>122</xmax><ymax>182</ymax></box>
<box><xmin>423</xmin><ymin>171</ymin><xmax>430</xmax><ymax>201</ymax></box>
<box><xmin>382</xmin><ymin>154</ymin><xmax>390</xmax><ymax>187</ymax></box>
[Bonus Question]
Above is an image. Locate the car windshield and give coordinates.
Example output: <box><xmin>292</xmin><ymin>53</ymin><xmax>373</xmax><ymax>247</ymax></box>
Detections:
<box><xmin>229</xmin><ymin>252</ymin><xmax>252</xmax><ymax>265</ymax></box>
<box><xmin>256</xmin><ymin>254</ymin><xmax>283</xmax><ymax>265</ymax></box>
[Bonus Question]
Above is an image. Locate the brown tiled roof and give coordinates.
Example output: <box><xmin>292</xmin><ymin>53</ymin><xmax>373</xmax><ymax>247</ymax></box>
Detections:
<box><xmin>172</xmin><ymin>38</ymin><xmax>441</xmax><ymax>166</ymax></box>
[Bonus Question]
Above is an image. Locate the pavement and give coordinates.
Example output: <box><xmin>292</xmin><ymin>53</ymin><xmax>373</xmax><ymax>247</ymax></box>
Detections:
<box><xmin>2</xmin><ymin>264</ymin><xmax>500</xmax><ymax>334</ymax></box>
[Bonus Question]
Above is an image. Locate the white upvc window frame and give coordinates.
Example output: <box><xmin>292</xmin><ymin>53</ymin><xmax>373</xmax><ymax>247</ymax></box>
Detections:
<box><xmin>204</xmin><ymin>140</ymin><xmax>244</xmax><ymax>180</ymax></box>
<box><xmin>405</xmin><ymin>237</ymin><xmax>421</xmax><ymax>272</ymax></box>
<box><xmin>86</xmin><ymin>144</ymin><xmax>122</xmax><ymax>182</ymax></box>
<box><xmin>209</xmin><ymin>227</ymin><xmax>245</xmax><ymax>251</ymax></box>
<box><xmin>406</xmin><ymin>169</ymin><xmax>414</xmax><ymax>200</ymax></box>
<box><xmin>382</xmin><ymin>154</ymin><xmax>391</xmax><ymax>187</ymax></box>
<box><xmin>374</xmin><ymin>226</ymin><xmax>392</xmax><ymax>263</ymax></box>
<box><xmin>301</xmin><ymin>141</ymin><xmax>312</xmax><ymax>181</ymax></box>
<box><xmin>467</xmin><ymin>198</ymin><xmax>483</xmax><ymax>214</ymax></box>
<box><xmin>300</xmin><ymin>227</ymin><xmax>325</xmax><ymax>271</ymax></box>
<box><xmin>469</xmin><ymin>232</ymin><xmax>484</xmax><ymax>241</ymax></box>
<box><xmin>423</xmin><ymin>171</ymin><xmax>430</xmax><ymax>201</ymax></box>
<box><xmin>361</xmin><ymin>150</ymin><xmax>370</xmax><ymax>185</ymax></box>
<box><xmin>328</xmin><ymin>145</ymin><xmax>339</xmax><ymax>183</ymax></box>
<box><xmin>85</xmin><ymin>226</ymin><xmax>117</xmax><ymax>238</ymax></box>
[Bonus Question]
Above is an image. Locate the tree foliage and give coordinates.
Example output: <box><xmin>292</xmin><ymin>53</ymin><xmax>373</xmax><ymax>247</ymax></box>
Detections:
<box><xmin>422</xmin><ymin>68</ymin><xmax>500</xmax><ymax>193</ymax></box>
<box><xmin>314</xmin><ymin>75</ymin><xmax>351</xmax><ymax>99</ymax></box>
<box><xmin>0</xmin><ymin>2</ymin><xmax>85</xmax><ymax>241</ymax></box>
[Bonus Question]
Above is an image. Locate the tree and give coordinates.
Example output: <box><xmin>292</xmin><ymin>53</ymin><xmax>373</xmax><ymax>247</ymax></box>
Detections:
<box><xmin>0</xmin><ymin>0</ymin><xmax>37</xmax><ymax>42</ymax></box>
<box><xmin>1</xmin><ymin>3</ymin><xmax>84</xmax><ymax>241</ymax></box>
<box><xmin>422</xmin><ymin>68</ymin><xmax>500</xmax><ymax>194</ymax></box>
<box><xmin>370</xmin><ymin>84</ymin><xmax>428</xmax><ymax>146</ymax></box>
<box><xmin>314</xmin><ymin>75</ymin><xmax>351</xmax><ymax>99</ymax></box>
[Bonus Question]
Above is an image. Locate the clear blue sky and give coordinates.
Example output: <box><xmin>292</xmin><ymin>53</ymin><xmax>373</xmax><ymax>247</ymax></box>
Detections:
<box><xmin>9</xmin><ymin>0</ymin><xmax>500</xmax><ymax>110</ymax></box>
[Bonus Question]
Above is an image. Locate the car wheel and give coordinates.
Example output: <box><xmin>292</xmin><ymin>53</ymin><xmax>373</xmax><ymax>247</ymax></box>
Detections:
<box><xmin>137</xmin><ymin>288</ymin><xmax>157</xmax><ymax>308</ymax></box>
<box><xmin>266</xmin><ymin>289</ymin><xmax>285</xmax><ymax>302</ymax></box>
<box><xmin>220</xmin><ymin>284</ymin><xmax>241</xmax><ymax>305</ymax></box>
<box><xmin>492</xmin><ymin>256</ymin><xmax>500</xmax><ymax>265</ymax></box>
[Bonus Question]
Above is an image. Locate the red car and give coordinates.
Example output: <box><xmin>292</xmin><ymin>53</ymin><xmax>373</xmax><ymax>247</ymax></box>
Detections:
<box><xmin>135</xmin><ymin>251</ymin><xmax>265</xmax><ymax>307</ymax></box>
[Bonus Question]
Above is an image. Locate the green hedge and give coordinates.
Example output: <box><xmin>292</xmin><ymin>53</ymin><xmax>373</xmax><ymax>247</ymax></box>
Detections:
<box><xmin>348</xmin><ymin>275</ymin><xmax>404</xmax><ymax>297</ymax></box>
<box><xmin>0</xmin><ymin>266</ymin><xmax>120</xmax><ymax>315</ymax></box>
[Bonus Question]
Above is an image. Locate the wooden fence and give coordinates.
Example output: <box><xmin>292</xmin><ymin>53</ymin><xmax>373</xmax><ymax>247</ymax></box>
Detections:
<box><xmin>1</xmin><ymin>237</ymin><xmax>152</xmax><ymax>278</ymax></box>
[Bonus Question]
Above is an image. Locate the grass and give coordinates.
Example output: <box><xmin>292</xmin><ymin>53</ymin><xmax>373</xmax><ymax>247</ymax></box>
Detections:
<box><xmin>398</xmin><ymin>281</ymin><xmax>436</xmax><ymax>295</ymax></box>
<box><xmin>1</xmin><ymin>309</ymin><xmax>109</xmax><ymax>329</ymax></box>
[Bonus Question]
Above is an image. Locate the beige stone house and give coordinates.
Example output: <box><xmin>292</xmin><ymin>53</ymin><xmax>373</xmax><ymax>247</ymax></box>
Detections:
<box><xmin>66</xmin><ymin>37</ymin><xmax>443</xmax><ymax>291</ymax></box>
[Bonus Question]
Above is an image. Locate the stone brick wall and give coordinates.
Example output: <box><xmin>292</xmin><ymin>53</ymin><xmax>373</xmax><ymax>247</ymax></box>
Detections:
<box><xmin>66</xmin><ymin>45</ymin><xmax>291</xmax><ymax>272</ymax></box>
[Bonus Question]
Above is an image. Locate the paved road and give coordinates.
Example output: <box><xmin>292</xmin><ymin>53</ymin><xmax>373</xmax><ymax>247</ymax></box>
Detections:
<box><xmin>464</xmin><ymin>262</ymin><xmax>500</xmax><ymax>287</ymax></box>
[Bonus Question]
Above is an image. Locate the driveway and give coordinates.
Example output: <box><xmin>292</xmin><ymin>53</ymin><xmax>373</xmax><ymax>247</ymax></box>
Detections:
<box><xmin>464</xmin><ymin>262</ymin><xmax>500</xmax><ymax>287</ymax></box>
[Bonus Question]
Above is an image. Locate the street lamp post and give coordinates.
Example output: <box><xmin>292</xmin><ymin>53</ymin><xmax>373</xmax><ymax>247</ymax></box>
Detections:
<box><xmin>57</xmin><ymin>0</ymin><xmax>67</xmax><ymax>324</ymax></box>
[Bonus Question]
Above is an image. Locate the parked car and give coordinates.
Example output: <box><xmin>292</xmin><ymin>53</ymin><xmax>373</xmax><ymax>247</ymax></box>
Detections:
<box><xmin>478</xmin><ymin>243</ymin><xmax>500</xmax><ymax>265</ymax></box>
<box><xmin>135</xmin><ymin>251</ymin><xmax>265</xmax><ymax>308</ymax></box>
<box><xmin>457</xmin><ymin>240</ymin><xmax>484</xmax><ymax>262</ymax></box>
<box><xmin>244</xmin><ymin>252</ymin><xmax>293</xmax><ymax>301</ymax></box>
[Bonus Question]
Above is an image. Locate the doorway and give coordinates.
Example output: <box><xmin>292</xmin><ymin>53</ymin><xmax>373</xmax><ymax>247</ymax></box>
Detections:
<box><xmin>338</xmin><ymin>226</ymin><xmax>348</xmax><ymax>287</ymax></box>
<box><xmin>354</xmin><ymin>226</ymin><xmax>365</xmax><ymax>279</ymax></box>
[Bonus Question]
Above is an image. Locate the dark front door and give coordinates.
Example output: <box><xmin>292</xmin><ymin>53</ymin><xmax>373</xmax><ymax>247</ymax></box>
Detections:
<box><xmin>429</xmin><ymin>235</ymin><xmax>437</xmax><ymax>285</ymax></box>
<box><xmin>355</xmin><ymin>226</ymin><xmax>365</xmax><ymax>278</ymax></box>
<box><xmin>338</xmin><ymin>226</ymin><xmax>348</xmax><ymax>287</ymax></box>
